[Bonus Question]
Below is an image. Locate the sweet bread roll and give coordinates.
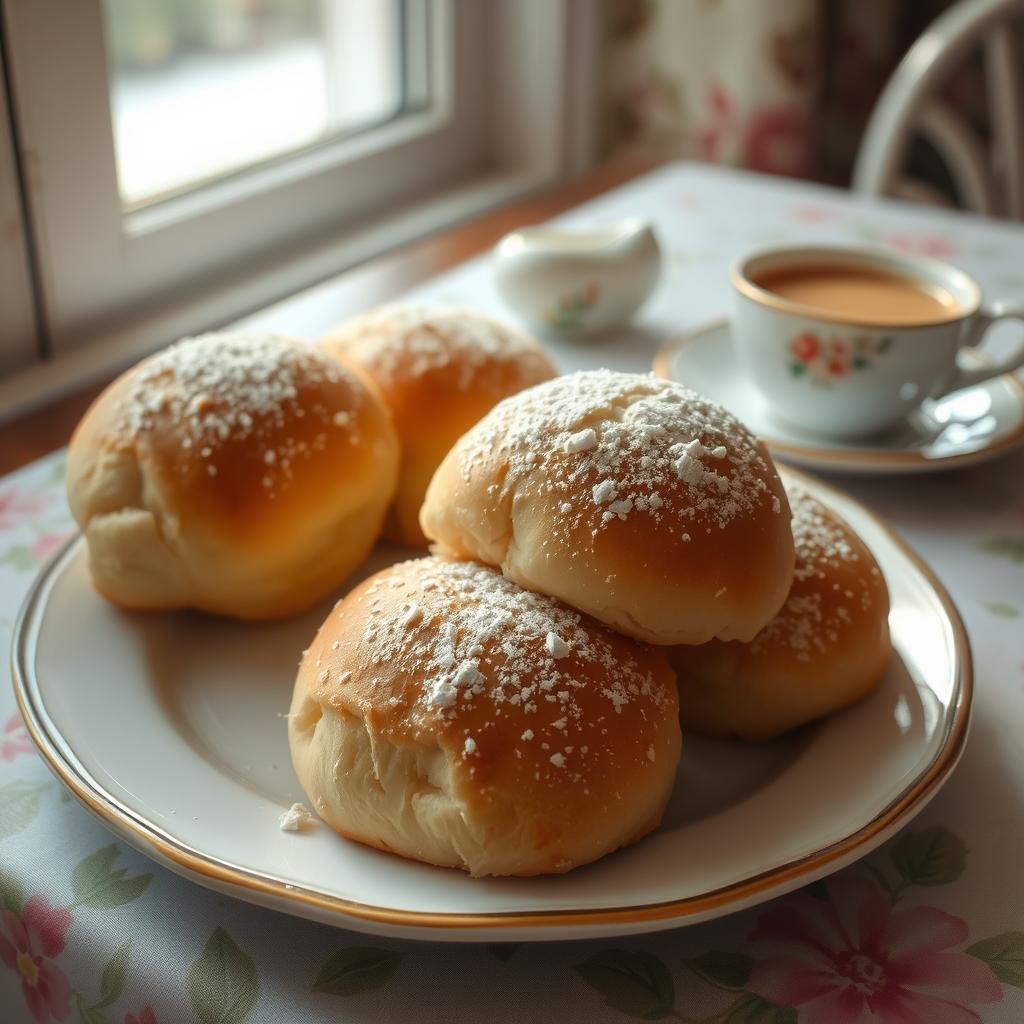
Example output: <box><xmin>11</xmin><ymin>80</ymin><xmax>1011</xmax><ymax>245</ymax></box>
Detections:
<box><xmin>322</xmin><ymin>305</ymin><xmax>556</xmax><ymax>546</ymax></box>
<box><xmin>288</xmin><ymin>556</ymin><xmax>681</xmax><ymax>876</ymax></box>
<box><xmin>669</xmin><ymin>487</ymin><xmax>891</xmax><ymax>740</ymax></box>
<box><xmin>67</xmin><ymin>332</ymin><xmax>399</xmax><ymax>619</ymax></box>
<box><xmin>420</xmin><ymin>369</ymin><xmax>794</xmax><ymax>645</ymax></box>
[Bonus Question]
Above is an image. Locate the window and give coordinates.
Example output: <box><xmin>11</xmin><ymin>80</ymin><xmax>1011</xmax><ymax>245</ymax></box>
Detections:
<box><xmin>104</xmin><ymin>1</ymin><xmax>414</xmax><ymax>206</ymax></box>
<box><xmin>0</xmin><ymin>0</ymin><xmax>599</xmax><ymax>411</ymax></box>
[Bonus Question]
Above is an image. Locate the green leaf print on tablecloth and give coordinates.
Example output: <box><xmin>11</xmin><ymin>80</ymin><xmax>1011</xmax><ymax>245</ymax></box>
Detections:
<box><xmin>96</xmin><ymin>939</ymin><xmax>132</xmax><ymax>1008</ymax></box>
<box><xmin>684</xmin><ymin>955</ymin><xmax>797</xmax><ymax>1023</ymax></box>
<box><xmin>73</xmin><ymin>940</ymin><xmax>133</xmax><ymax>1023</ymax></box>
<box><xmin>574</xmin><ymin>949</ymin><xmax>676</xmax><ymax>1019</ymax></box>
<box><xmin>984</xmin><ymin>601</ymin><xmax>1021</xmax><ymax>619</ymax></box>
<box><xmin>718</xmin><ymin>995</ymin><xmax>795</xmax><ymax>1023</ymax></box>
<box><xmin>313</xmin><ymin>947</ymin><xmax>404</xmax><ymax>996</ymax></box>
<box><xmin>0</xmin><ymin>544</ymin><xmax>36</xmax><ymax>572</ymax></box>
<box><xmin>71</xmin><ymin>844</ymin><xmax>153</xmax><ymax>909</ymax></box>
<box><xmin>968</xmin><ymin>933</ymin><xmax>1024</xmax><ymax>990</ymax></box>
<box><xmin>75</xmin><ymin>999</ymin><xmax>111</xmax><ymax>1024</ymax></box>
<box><xmin>576</xmin><ymin>948</ymin><xmax>796</xmax><ymax>1023</ymax></box>
<box><xmin>0</xmin><ymin>779</ymin><xmax>49</xmax><ymax>838</ymax></box>
<box><xmin>0</xmin><ymin>865</ymin><xmax>24</xmax><ymax>913</ymax></box>
<box><xmin>982</xmin><ymin>536</ymin><xmax>1024</xmax><ymax>563</ymax></box>
<box><xmin>189</xmin><ymin>927</ymin><xmax>259</xmax><ymax>1024</ymax></box>
<box><xmin>889</xmin><ymin>824</ymin><xmax>966</xmax><ymax>889</ymax></box>
<box><xmin>685</xmin><ymin>951</ymin><xmax>753</xmax><ymax>990</ymax></box>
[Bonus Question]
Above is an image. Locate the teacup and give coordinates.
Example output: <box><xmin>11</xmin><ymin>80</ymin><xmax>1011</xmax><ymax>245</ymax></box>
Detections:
<box><xmin>730</xmin><ymin>245</ymin><xmax>1024</xmax><ymax>438</ymax></box>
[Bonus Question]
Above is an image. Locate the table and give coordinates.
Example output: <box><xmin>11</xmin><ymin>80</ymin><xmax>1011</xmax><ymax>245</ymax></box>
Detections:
<box><xmin>3</xmin><ymin>162</ymin><xmax>1023</xmax><ymax>1023</ymax></box>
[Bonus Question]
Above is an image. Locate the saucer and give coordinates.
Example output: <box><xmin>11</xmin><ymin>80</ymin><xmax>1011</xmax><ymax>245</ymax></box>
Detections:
<box><xmin>654</xmin><ymin>320</ymin><xmax>1024</xmax><ymax>474</ymax></box>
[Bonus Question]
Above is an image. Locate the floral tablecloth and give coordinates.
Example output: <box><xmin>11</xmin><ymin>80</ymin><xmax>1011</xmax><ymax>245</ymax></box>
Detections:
<box><xmin>3</xmin><ymin>164</ymin><xmax>1024</xmax><ymax>1023</ymax></box>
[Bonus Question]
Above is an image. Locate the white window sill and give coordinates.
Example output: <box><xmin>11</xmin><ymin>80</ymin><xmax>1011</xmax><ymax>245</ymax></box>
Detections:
<box><xmin>0</xmin><ymin>164</ymin><xmax>556</xmax><ymax>422</ymax></box>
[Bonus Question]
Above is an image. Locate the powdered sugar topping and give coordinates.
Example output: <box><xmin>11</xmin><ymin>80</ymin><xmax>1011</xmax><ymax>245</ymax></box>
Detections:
<box><xmin>752</xmin><ymin>487</ymin><xmax>881</xmax><ymax>660</ymax></box>
<box><xmin>329</xmin><ymin>304</ymin><xmax>553</xmax><ymax>391</ymax></box>
<box><xmin>115</xmin><ymin>332</ymin><xmax>361</xmax><ymax>488</ymax></box>
<box><xmin>278</xmin><ymin>802</ymin><xmax>315</xmax><ymax>832</ymax></box>
<box><xmin>329</xmin><ymin>557</ymin><xmax>672</xmax><ymax>784</ymax></box>
<box><xmin>565</xmin><ymin>428</ymin><xmax>597</xmax><ymax>453</ymax></box>
<box><xmin>459</xmin><ymin>370</ymin><xmax>782</xmax><ymax>535</ymax></box>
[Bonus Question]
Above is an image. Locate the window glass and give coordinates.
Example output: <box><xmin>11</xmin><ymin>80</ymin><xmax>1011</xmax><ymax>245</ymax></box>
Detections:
<box><xmin>103</xmin><ymin>0</ymin><xmax>409</xmax><ymax>206</ymax></box>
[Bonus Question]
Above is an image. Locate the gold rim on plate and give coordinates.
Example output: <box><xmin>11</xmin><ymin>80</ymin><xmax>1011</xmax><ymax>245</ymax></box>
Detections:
<box><xmin>652</xmin><ymin>320</ymin><xmax>1024</xmax><ymax>472</ymax></box>
<box><xmin>11</xmin><ymin>471</ymin><xmax>972</xmax><ymax>935</ymax></box>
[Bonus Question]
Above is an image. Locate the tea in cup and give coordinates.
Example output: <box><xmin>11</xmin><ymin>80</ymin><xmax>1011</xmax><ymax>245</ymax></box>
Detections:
<box><xmin>730</xmin><ymin>245</ymin><xmax>1024</xmax><ymax>438</ymax></box>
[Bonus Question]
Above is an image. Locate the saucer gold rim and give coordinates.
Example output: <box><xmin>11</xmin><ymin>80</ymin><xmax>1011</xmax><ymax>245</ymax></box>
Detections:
<box><xmin>653</xmin><ymin>319</ymin><xmax>1024</xmax><ymax>473</ymax></box>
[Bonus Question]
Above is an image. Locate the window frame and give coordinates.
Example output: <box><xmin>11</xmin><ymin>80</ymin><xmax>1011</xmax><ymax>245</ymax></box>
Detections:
<box><xmin>0</xmin><ymin>0</ymin><xmax>600</xmax><ymax>416</ymax></box>
<box><xmin>0</xmin><ymin>35</ymin><xmax>38</xmax><ymax>376</ymax></box>
<box><xmin>5</xmin><ymin>0</ymin><xmax>482</xmax><ymax>349</ymax></box>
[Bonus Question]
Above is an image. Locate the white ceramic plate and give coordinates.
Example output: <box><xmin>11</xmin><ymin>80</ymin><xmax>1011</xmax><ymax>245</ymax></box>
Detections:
<box><xmin>654</xmin><ymin>320</ymin><xmax>1024</xmax><ymax>474</ymax></box>
<box><xmin>13</xmin><ymin>472</ymin><xmax>970</xmax><ymax>942</ymax></box>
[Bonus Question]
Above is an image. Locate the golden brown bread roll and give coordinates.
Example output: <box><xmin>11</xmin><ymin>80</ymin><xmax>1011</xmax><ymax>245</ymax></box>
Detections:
<box><xmin>420</xmin><ymin>369</ymin><xmax>795</xmax><ymax>645</ymax></box>
<box><xmin>322</xmin><ymin>305</ymin><xmax>556</xmax><ymax>546</ymax></box>
<box><xmin>288</xmin><ymin>556</ymin><xmax>681</xmax><ymax>876</ymax></box>
<box><xmin>66</xmin><ymin>332</ymin><xmax>399</xmax><ymax>619</ymax></box>
<box><xmin>669</xmin><ymin>486</ymin><xmax>892</xmax><ymax>740</ymax></box>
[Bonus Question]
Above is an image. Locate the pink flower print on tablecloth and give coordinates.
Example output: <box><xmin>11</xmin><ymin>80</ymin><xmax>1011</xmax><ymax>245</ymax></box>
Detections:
<box><xmin>747</xmin><ymin>876</ymin><xmax>1002</xmax><ymax>1023</ymax></box>
<box><xmin>0</xmin><ymin>488</ymin><xmax>51</xmax><ymax>532</ymax></box>
<box><xmin>31</xmin><ymin>532</ymin><xmax>69</xmax><ymax>564</ymax></box>
<box><xmin>125</xmin><ymin>1008</ymin><xmax>157</xmax><ymax>1024</ymax></box>
<box><xmin>790</xmin><ymin>204</ymin><xmax>845</xmax><ymax>224</ymax></box>
<box><xmin>1</xmin><ymin>712</ymin><xmax>33</xmax><ymax>762</ymax></box>
<box><xmin>886</xmin><ymin>231</ymin><xmax>957</xmax><ymax>260</ymax></box>
<box><xmin>0</xmin><ymin>896</ymin><xmax>72</xmax><ymax>1023</ymax></box>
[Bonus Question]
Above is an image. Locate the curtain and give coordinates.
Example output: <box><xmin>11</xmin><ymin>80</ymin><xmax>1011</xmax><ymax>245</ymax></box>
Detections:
<box><xmin>603</xmin><ymin>0</ymin><xmax>960</xmax><ymax>187</ymax></box>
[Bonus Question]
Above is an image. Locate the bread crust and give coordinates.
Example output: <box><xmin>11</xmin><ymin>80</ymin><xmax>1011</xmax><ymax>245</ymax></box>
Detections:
<box><xmin>288</xmin><ymin>555</ymin><xmax>681</xmax><ymax>876</ymax></box>
<box><xmin>670</xmin><ymin>487</ymin><xmax>892</xmax><ymax>739</ymax></box>
<box><xmin>421</xmin><ymin>370</ymin><xmax>795</xmax><ymax>644</ymax></box>
<box><xmin>67</xmin><ymin>332</ymin><xmax>399</xmax><ymax>619</ymax></box>
<box><xmin>322</xmin><ymin>305</ymin><xmax>556</xmax><ymax>546</ymax></box>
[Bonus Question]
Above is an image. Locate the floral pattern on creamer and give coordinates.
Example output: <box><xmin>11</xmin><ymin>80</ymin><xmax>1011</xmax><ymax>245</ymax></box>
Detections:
<box><xmin>542</xmin><ymin>283</ymin><xmax>601</xmax><ymax>332</ymax></box>
<box><xmin>789</xmin><ymin>331</ymin><xmax>893</xmax><ymax>383</ymax></box>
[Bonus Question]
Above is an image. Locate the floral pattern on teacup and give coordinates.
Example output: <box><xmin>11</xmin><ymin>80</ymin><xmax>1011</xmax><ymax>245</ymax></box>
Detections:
<box><xmin>789</xmin><ymin>331</ymin><xmax>893</xmax><ymax>384</ymax></box>
<box><xmin>542</xmin><ymin>283</ymin><xmax>601</xmax><ymax>332</ymax></box>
